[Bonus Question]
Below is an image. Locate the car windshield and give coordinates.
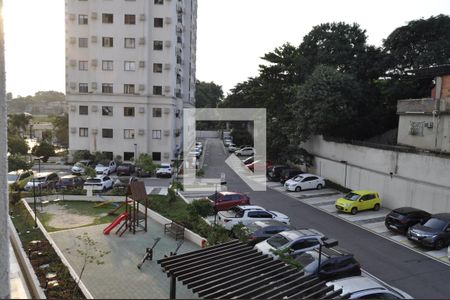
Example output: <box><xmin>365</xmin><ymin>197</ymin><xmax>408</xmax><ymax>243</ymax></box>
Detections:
<box><xmin>344</xmin><ymin>192</ymin><xmax>360</xmax><ymax>201</ymax></box>
<box><xmin>86</xmin><ymin>179</ymin><xmax>101</xmax><ymax>183</ymax></box>
<box><xmin>423</xmin><ymin>218</ymin><xmax>447</xmax><ymax>230</ymax></box>
<box><xmin>228</xmin><ymin>206</ymin><xmax>244</xmax><ymax>218</ymax></box>
<box><xmin>293</xmin><ymin>176</ymin><xmax>304</xmax><ymax>182</ymax></box>
<box><xmin>296</xmin><ymin>252</ymin><xmax>319</xmax><ymax>273</ymax></box>
<box><xmin>96</xmin><ymin>164</ymin><xmax>105</xmax><ymax>168</ymax></box>
<box><xmin>207</xmin><ymin>193</ymin><xmax>219</xmax><ymax>201</ymax></box>
<box><xmin>246</xmin><ymin>223</ymin><xmax>263</xmax><ymax>234</ymax></box>
<box><xmin>8</xmin><ymin>174</ymin><xmax>19</xmax><ymax>181</ymax></box>
<box><xmin>160</xmin><ymin>165</ymin><xmax>170</xmax><ymax>169</ymax></box>
<box><xmin>267</xmin><ymin>234</ymin><xmax>290</xmax><ymax>249</ymax></box>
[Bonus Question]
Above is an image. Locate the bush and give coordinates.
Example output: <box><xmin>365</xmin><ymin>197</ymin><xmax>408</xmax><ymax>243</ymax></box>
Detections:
<box><xmin>231</xmin><ymin>223</ymin><xmax>251</xmax><ymax>243</ymax></box>
<box><xmin>206</xmin><ymin>225</ymin><xmax>232</xmax><ymax>246</ymax></box>
<box><xmin>189</xmin><ymin>199</ymin><xmax>214</xmax><ymax>217</ymax></box>
<box><xmin>196</xmin><ymin>169</ymin><xmax>205</xmax><ymax>177</ymax></box>
<box><xmin>8</xmin><ymin>154</ymin><xmax>32</xmax><ymax>172</ymax></box>
<box><xmin>32</xmin><ymin>141</ymin><xmax>55</xmax><ymax>162</ymax></box>
<box><xmin>171</xmin><ymin>181</ymin><xmax>184</xmax><ymax>192</ymax></box>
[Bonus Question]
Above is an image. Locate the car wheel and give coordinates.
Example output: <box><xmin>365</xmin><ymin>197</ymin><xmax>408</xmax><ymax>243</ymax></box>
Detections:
<box><xmin>316</xmin><ymin>184</ymin><xmax>323</xmax><ymax>190</ymax></box>
<box><xmin>351</xmin><ymin>207</ymin><xmax>358</xmax><ymax>215</ymax></box>
<box><xmin>435</xmin><ymin>239</ymin><xmax>445</xmax><ymax>250</ymax></box>
<box><xmin>373</xmin><ymin>204</ymin><xmax>380</xmax><ymax>211</ymax></box>
<box><xmin>295</xmin><ymin>186</ymin><xmax>301</xmax><ymax>192</ymax></box>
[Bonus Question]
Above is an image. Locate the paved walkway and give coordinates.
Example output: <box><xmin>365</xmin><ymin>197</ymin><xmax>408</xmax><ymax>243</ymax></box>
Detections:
<box><xmin>9</xmin><ymin>242</ymin><xmax>31</xmax><ymax>299</ymax></box>
<box><xmin>50</xmin><ymin>219</ymin><xmax>200</xmax><ymax>299</ymax></box>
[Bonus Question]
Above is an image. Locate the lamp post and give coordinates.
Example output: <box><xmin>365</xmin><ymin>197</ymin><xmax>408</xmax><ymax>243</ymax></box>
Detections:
<box><xmin>32</xmin><ymin>177</ymin><xmax>37</xmax><ymax>228</ymax></box>
<box><xmin>29</xmin><ymin>124</ymin><xmax>33</xmax><ymax>163</ymax></box>
<box><xmin>340</xmin><ymin>160</ymin><xmax>348</xmax><ymax>187</ymax></box>
<box><xmin>317</xmin><ymin>238</ymin><xmax>339</xmax><ymax>276</ymax></box>
<box><xmin>134</xmin><ymin>143</ymin><xmax>137</xmax><ymax>161</ymax></box>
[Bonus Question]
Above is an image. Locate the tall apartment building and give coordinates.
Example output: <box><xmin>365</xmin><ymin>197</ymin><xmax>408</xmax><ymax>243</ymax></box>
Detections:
<box><xmin>65</xmin><ymin>0</ymin><xmax>197</xmax><ymax>163</ymax></box>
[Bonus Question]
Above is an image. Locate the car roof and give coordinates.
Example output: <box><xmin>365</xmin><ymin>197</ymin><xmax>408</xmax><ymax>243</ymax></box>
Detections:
<box><xmin>237</xmin><ymin>205</ymin><xmax>264</xmax><ymax>210</ymax></box>
<box><xmin>34</xmin><ymin>172</ymin><xmax>54</xmax><ymax>177</ymax></box>
<box><xmin>61</xmin><ymin>175</ymin><xmax>79</xmax><ymax>179</ymax></box>
<box><xmin>218</xmin><ymin>191</ymin><xmax>244</xmax><ymax>196</ymax></box>
<box><xmin>431</xmin><ymin>213</ymin><xmax>450</xmax><ymax>221</ymax></box>
<box><xmin>279</xmin><ymin>229</ymin><xmax>324</xmax><ymax>240</ymax></box>
<box><xmin>326</xmin><ymin>276</ymin><xmax>394</xmax><ymax>296</ymax></box>
<box><xmin>392</xmin><ymin>207</ymin><xmax>429</xmax><ymax>215</ymax></box>
<box><xmin>252</xmin><ymin>220</ymin><xmax>294</xmax><ymax>228</ymax></box>
<box><xmin>350</xmin><ymin>190</ymin><xmax>377</xmax><ymax>195</ymax></box>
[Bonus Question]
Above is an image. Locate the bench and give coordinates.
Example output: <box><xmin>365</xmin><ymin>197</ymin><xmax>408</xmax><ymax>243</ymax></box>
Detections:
<box><xmin>164</xmin><ymin>222</ymin><xmax>185</xmax><ymax>240</ymax></box>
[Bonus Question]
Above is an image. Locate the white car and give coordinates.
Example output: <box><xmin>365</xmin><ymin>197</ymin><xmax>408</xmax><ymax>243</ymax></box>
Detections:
<box><xmin>254</xmin><ymin>229</ymin><xmax>325</xmax><ymax>259</ymax></box>
<box><xmin>223</xmin><ymin>138</ymin><xmax>233</xmax><ymax>147</ymax></box>
<box><xmin>95</xmin><ymin>161</ymin><xmax>117</xmax><ymax>175</ymax></box>
<box><xmin>71</xmin><ymin>160</ymin><xmax>93</xmax><ymax>175</ymax></box>
<box><xmin>228</xmin><ymin>143</ymin><xmax>238</xmax><ymax>153</ymax></box>
<box><xmin>235</xmin><ymin>147</ymin><xmax>255</xmax><ymax>156</ymax></box>
<box><xmin>156</xmin><ymin>163</ymin><xmax>173</xmax><ymax>178</ymax></box>
<box><xmin>83</xmin><ymin>175</ymin><xmax>113</xmax><ymax>191</ymax></box>
<box><xmin>217</xmin><ymin>205</ymin><xmax>290</xmax><ymax>230</ymax></box>
<box><xmin>326</xmin><ymin>276</ymin><xmax>413</xmax><ymax>299</ymax></box>
<box><xmin>284</xmin><ymin>173</ymin><xmax>325</xmax><ymax>192</ymax></box>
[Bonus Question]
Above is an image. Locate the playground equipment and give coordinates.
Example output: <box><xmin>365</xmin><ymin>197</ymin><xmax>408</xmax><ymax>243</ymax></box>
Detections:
<box><xmin>94</xmin><ymin>195</ymin><xmax>116</xmax><ymax>208</ymax></box>
<box><xmin>103</xmin><ymin>179</ymin><xmax>149</xmax><ymax>236</ymax></box>
<box><xmin>164</xmin><ymin>240</ymin><xmax>184</xmax><ymax>258</ymax></box>
<box><xmin>137</xmin><ymin>237</ymin><xmax>161</xmax><ymax>269</ymax></box>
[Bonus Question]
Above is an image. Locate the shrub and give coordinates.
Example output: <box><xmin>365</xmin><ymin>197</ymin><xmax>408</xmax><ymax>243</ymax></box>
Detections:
<box><xmin>189</xmin><ymin>199</ymin><xmax>214</xmax><ymax>217</ymax></box>
<box><xmin>206</xmin><ymin>225</ymin><xmax>232</xmax><ymax>246</ymax></box>
<box><xmin>196</xmin><ymin>169</ymin><xmax>205</xmax><ymax>177</ymax></box>
<box><xmin>231</xmin><ymin>223</ymin><xmax>251</xmax><ymax>243</ymax></box>
<box><xmin>171</xmin><ymin>181</ymin><xmax>184</xmax><ymax>192</ymax></box>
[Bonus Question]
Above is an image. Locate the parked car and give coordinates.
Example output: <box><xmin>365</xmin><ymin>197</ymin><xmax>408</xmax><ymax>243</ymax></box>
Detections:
<box><xmin>156</xmin><ymin>163</ymin><xmax>173</xmax><ymax>178</ymax></box>
<box><xmin>24</xmin><ymin>172</ymin><xmax>60</xmax><ymax>191</ymax></box>
<box><xmin>95</xmin><ymin>161</ymin><xmax>117</xmax><ymax>175</ymax></box>
<box><xmin>217</xmin><ymin>205</ymin><xmax>290</xmax><ymax>230</ymax></box>
<box><xmin>113</xmin><ymin>176</ymin><xmax>138</xmax><ymax>190</ymax></box>
<box><xmin>8</xmin><ymin>170</ymin><xmax>34</xmax><ymax>189</ymax></box>
<box><xmin>246</xmin><ymin>160</ymin><xmax>273</xmax><ymax>172</ymax></box>
<box><xmin>116</xmin><ymin>163</ymin><xmax>136</xmax><ymax>176</ymax></box>
<box><xmin>335</xmin><ymin>190</ymin><xmax>381</xmax><ymax>215</ymax></box>
<box><xmin>196</xmin><ymin>141</ymin><xmax>203</xmax><ymax>151</ymax></box>
<box><xmin>255</xmin><ymin>228</ymin><xmax>326</xmax><ymax>259</ymax></box>
<box><xmin>326</xmin><ymin>276</ymin><xmax>412</xmax><ymax>299</ymax></box>
<box><xmin>56</xmin><ymin>175</ymin><xmax>85</xmax><ymax>190</ymax></box>
<box><xmin>295</xmin><ymin>247</ymin><xmax>361</xmax><ymax>281</ymax></box>
<box><xmin>228</xmin><ymin>143</ymin><xmax>238</xmax><ymax>153</ymax></box>
<box><xmin>71</xmin><ymin>160</ymin><xmax>95</xmax><ymax>175</ymax></box>
<box><xmin>244</xmin><ymin>220</ymin><xmax>296</xmax><ymax>245</ymax></box>
<box><xmin>223</xmin><ymin>138</ymin><xmax>233</xmax><ymax>147</ymax></box>
<box><xmin>267</xmin><ymin>165</ymin><xmax>289</xmax><ymax>181</ymax></box>
<box><xmin>385</xmin><ymin>207</ymin><xmax>431</xmax><ymax>234</ymax></box>
<box><xmin>189</xmin><ymin>149</ymin><xmax>201</xmax><ymax>159</ymax></box>
<box><xmin>207</xmin><ymin>191</ymin><xmax>250</xmax><ymax>211</ymax></box>
<box><xmin>407</xmin><ymin>213</ymin><xmax>450</xmax><ymax>249</ymax></box>
<box><xmin>242</xmin><ymin>156</ymin><xmax>254</xmax><ymax>165</ymax></box>
<box><xmin>284</xmin><ymin>173</ymin><xmax>325</xmax><ymax>192</ymax></box>
<box><xmin>279</xmin><ymin>168</ymin><xmax>303</xmax><ymax>184</ymax></box>
<box><xmin>235</xmin><ymin>147</ymin><xmax>255</xmax><ymax>156</ymax></box>
<box><xmin>83</xmin><ymin>175</ymin><xmax>113</xmax><ymax>192</ymax></box>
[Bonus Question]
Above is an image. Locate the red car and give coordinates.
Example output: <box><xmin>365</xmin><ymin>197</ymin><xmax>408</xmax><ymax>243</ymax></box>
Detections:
<box><xmin>208</xmin><ymin>192</ymin><xmax>250</xmax><ymax>211</ymax></box>
<box><xmin>246</xmin><ymin>160</ymin><xmax>273</xmax><ymax>172</ymax></box>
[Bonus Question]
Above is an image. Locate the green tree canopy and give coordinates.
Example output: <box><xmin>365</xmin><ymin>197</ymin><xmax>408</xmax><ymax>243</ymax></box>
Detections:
<box><xmin>32</xmin><ymin>142</ymin><xmax>55</xmax><ymax>162</ymax></box>
<box><xmin>135</xmin><ymin>153</ymin><xmax>157</xmax><ymax>174</ymax></box>
<box><xmin>195</xmin><ymin>81</ymin><xmax>224</xmax><ymax>108</ymax></box>
<box><xmin>8</xmin><ymin>135</ymin><xmax>29</xmax><ymax>155</ymax></box>
<box><xmin>52</xmin><ymin>113</ymin><xmax>68</xmax><ymax>147</ymax></box>
<box><xmin>8</xmin><ymin>154</ymin><xmax>32</xmax><ymax>172</ymax></box>
<box><xmin>7</xmin><ymin>113</ymin><xmax>32</xmax><ymax>136</ymax></box>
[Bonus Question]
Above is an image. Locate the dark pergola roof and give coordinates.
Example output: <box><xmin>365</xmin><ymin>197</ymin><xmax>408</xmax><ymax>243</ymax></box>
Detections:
<box><xmin>409</xmin><ymin>64</ymin><xmax>450</xmax><ymax>78</ymax></box>
<box><xmin>157</xmin><ymin>240</ymin><xmax>348</xmax><ymax>299</ymax></box>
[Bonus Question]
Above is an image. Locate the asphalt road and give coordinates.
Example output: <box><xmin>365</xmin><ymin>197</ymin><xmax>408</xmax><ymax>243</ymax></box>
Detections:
<box><xmin>202</xmin><ymin>138</ymin><xmax>450</xmax><ymax>299</ymax></box>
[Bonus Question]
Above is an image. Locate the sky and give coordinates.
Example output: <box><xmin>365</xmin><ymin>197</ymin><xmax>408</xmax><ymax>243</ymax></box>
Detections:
<box><xmin>3</xmin><ymin>0</ymin><xmax>450</xmax><ymax>98</ymax></box>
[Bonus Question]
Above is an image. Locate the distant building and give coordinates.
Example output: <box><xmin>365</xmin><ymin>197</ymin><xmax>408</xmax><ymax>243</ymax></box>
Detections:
<box><xmin>397</xmin><ymin>65</ymin><xmax>450</xmax><ymax>152</ymax></box>
<box><xmin>66</xmin><ymin>0</ymin><xmax>197</xmax><ymax>162</ymax></box>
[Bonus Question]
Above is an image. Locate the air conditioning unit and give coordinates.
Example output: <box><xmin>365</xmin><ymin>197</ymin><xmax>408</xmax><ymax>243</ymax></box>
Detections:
<box><xmin>91</xmin><ymin>12</ymin><xmax>97</xmax><ymax>20</ymax></box>
<box><xmin>164</xmin><ymin>86</ymin><xmax>171</xmax><ymax>93</ymax></box>
<box><xmin>69</xmin><ymin>14</ymin><xmax>76</xmax><ymax>21</ymax></box>
<box><xmin>91</xmin><ymin>82</ymin><xmax>97</xmax><ymax>90</ymax></box>
<box><xmin>92</xmin><ymin>128</ymin><xmax>98</xmax><ymax>135</ymax></box>
<box><xmin>165</xmin><ymin>17</ymin><xmax>172</xmax><ymax>24</ymax></box>
<box><xmin>91</xmin><ymin>105</ymin><xmax>98</xmax><ymax>112</ymax></box>
<box><xmin>139</xmin><ymin>37</ymin><xmax>146</xmax><ymax>45</ymax></box>
<box><xmin>164</xmin><ymin>130</ymin><xmax>170</xmax><ymax>137</ymax></box>
<box><xmin>425</xmin><ymin>122</ymin><xmax>434</xmax><ymax>128</ymax></box>
<box><xmin>70</xmin><ymin>127</ymin><xmax>76</xmax><ymax>134</ymax></box>
<box><xmin>139</xmin><ymin>107</ymin><xmax>145</xmax><ymax>113</ymax></box>
<box><xmin>164</xmin><ymin>40</ymin><xmax>172</xmax><ymax>47</ymax></box>
<box><xmin>69</xmin><ymin>59</ymin><xmax>76</xmax><ymax>67</ymax></box>
<box><xmin>139</xmin><ymin>14</ymin><xmax>146</xmax><ymax>21</ymax></box>
<box><xmin>176</xmin><ymin>24</ymin><xmax>184</xmax><ymax>32</ymax></box>
<box><xmin>91</xmin><ymin>36</ymin><xmax>97</xmax><ymax>43</ymax></box>
<box><xmin>138</xmin><ymin>129</ymin><xmax>145</xmax><ymax>135</ymax></box>
<box><xmin>139</xmin><ymin>84</ymin><xmax>145</xmax><ymax>91</ymax></box>
<box><xmin>163</xmin><ymin>152</ymin><xmax>170</xmax><ymax>159</ymax></box>
<box><xmin>69</xmin><ymin>83</ymin><xmax>76</xmax><ymax>90</ymax></box>
<box><xmin>164</xmin><ymin>108</ymin><xmax>170</xmax><ymax>114</ymax></box>
<box><xmin>176</xmin><ymin>65</ymin><xmax>182</xmax><ymax>73</ymax></box>
<box><xmin>70</xmin><ymin>104</ymin><xmax>76</xmax><ymax>111</ymax></box>
<box><xmin>69</xmin><ymin>37</ymin><xmax>76</xmax><ymax>44</ymax></box>
<box><xmin>164</xmin><ymin>63</ymin><xmax>171</xmax><ymax>70</ymax></box>
<box><xmin>139</xmin><ymin>61</ymin><xmax>145</xmax><ymax>68</ymax></box>
<box><xmin>91</xmin><ymin>59</ymin><xmax>98</xmax><ymax>67</ymax></box>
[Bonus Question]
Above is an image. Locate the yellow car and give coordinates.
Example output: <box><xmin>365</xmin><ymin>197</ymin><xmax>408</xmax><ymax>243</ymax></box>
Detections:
<box><xmin>335</xmin><ymin>190</ymin><xmax>381</xmax><ymax>215</ymax></box>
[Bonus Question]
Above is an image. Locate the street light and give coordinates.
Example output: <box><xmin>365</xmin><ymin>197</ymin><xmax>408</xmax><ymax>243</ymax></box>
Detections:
<box><xmin>340</xmin><ymin>160</ymin><xmax>348</xmax><ymax>187</ymax></box>
<box><xmin>134</xmin><ymin>143</ymin><xmax>137</xmax><ymax>161</ymax></box>
<box><xmin>317</xmin><ymin>238</ymin><xmax>339</xmax><ymax>276</ymax></box>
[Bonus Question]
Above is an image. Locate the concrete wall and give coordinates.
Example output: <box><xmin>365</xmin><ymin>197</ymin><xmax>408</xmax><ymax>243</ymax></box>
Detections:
<box><xmin>196</xmin><ymin>130</ymin><xmax>219</xmax><ymax>138</ymax></box>
<box><xmin>303</xmin><ymin>136</ymin><xmax>450</xmax><ymax>213</ymax></box>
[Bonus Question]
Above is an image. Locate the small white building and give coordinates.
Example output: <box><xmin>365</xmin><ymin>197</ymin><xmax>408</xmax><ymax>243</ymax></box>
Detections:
<box><xmin>66</xmin><ymin>0</ymin><xmax>197</xmax><ymax>162</ymax></box>
<box><xmin>397</xmin><ymin>65</ymin><xmax>450</xmax><ymax>153</ymax></box>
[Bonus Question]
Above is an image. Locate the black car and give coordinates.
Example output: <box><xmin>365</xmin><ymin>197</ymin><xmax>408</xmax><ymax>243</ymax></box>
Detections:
<box><xmin>279</xmin><ymin>168</ymin><xmax>303</xmax><ymax>184</ymax></box>
<box><xmin>242</xmin><ymin>156</ymin><xmax>254</xmax><ymax>165</ymax></box>
<box><xmin>407</xmin><ymin>213</ymin><xmax>450</xmax><ymax>249</ymax></box>
<box><xmin>267</xmin><ymin>165</ymin><xmax>289</xmax><ymax>181</ymax></box>
<box><xmin>295</xmin><ymin>247</ymin><xmax>361</xmax><ymax>281</ymax></box>
<box><xmin>117</xmin><ymin>163</ymin><xmax>135</xmax><ymax>176</ymax></box>
<box><xmin>243</xmin><ymin>220</ymin><xmax>296</xmax><ymax>245</ymax></box>
<box><xmin>385</xmin><ymin>207</ymin><xmax>431</xmax><ymax>234</ymax></box>
<box><xmin>56</xmin><ymin>175</ymin><xmax>85</xmax><ymax>190</ymax></box>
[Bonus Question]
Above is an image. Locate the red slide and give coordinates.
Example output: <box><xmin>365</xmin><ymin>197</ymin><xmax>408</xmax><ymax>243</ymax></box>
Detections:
<box><xmin>103</xmin><ymin>212</ymin><xmax>128</xmax><ymax>235</ymax></box>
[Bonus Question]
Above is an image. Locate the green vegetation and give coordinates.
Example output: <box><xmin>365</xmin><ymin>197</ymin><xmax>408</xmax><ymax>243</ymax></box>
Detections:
<box><xmin>134</xmin><ymin>153</ymin><xmax>157</xmax><ymax>175</ymax></box>
<box><xmin>8</xmin><ymin>154</ymin><xmax>33</xmax><ymax>172</ymax></box>
<box><xmin>32</xmin><ymin>141</ymin><xmax>55</xmax><ymax>162</ymax></box>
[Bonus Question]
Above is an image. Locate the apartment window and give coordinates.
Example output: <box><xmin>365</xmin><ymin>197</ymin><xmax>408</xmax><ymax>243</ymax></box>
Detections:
<box><xmin>102</xmin><ymin>13</ymin><xmax>114</xmax><ymax>24</ymax></box>
<box><xmin>154</xmin><ymin>0</ymin><xmax>164</xmax><ymax>4</ymax></box>
<box><xmin>103</xmin><ymin>151</ymin><xmax>113</xmax><ymax>160</ymax></box>
<box><xmin>152</xmin><ymin>130</ymin><xmax>161</xmax><ymax>139</ymax></box>
<box><xmin>79</xmin><ymin>128</ymin><xmax>88</xmax><ymax>137</ymax></box>
<box><xmin>78</xmin><ymin>60</ymin><xmax>88</xmax><ymax>71</ymax></box>
<box><xmin>153</xmin><ymin>63</ymin><xmax>163</xmax><ymax>73</ymax></box>
<box><xmin>79</xmin><ymin>105</ymin><xmax>88</xmax><ymax>115</ymax></box>
<box><xmin>152</xmin><ymin>108</ymin><xmax>162</xmax><ymax>117</ymax></box>
<box><xmin>124</xmin><ymin>38</ymin><xmax>135</xmax><ymax>49</ymax></box>
<box><xmin>102</xmin><ymin>106</ymin><xmax>113</xmax><ymax>116</ymax></box>
<box><xmin>124</xmin><ymin>107</ymin><xmax>135</xmax><ymax>117</ymax></box>
<box><xmin>78</xmin><ymin>14</ymin><xmax>88</xmax><ymax>24</ymax></box>
<box><xmin>153</xmin><ymin>86</ymin><xmax>162</xmax><ymax>95</ymax></box>
<box><xmin>102</xmin><ymin>128</ymin><xmax>113</xmax><ymax>138</ymax></box>
<box><xmin>79</xmin><ymin>83</ymin><xmax>88</xmax><ymax>93</ymax></box>
<box><xmin>152</xmin><ymin>152</ymin><xmax>161</xmax><ymax>161</ymax></box>
<box><xmin>124</xmin><ymin>152</ymin><xmax>134</xmax><ymax>161</ymax></box>
<box><xmin>124</xmin><ymin>14</ymin><xmax>136</xmax><ymax>24</ymax></box>
<box><xmin>124</xmin><ymin>61</ymin><xmax>136</xmax><ymax>71</ymax></box>
<box><xmin>102</xmin><ymin>60</ymin><xmax>113</xmax><ymax>71</ymax></box>
<box><xmin>78</xmin><ymin>38</ymin><xmax>88</xmax><ymax>48</ymax></box>
<box><xmin>124</xmin><ymin>129</ymin><xmax>135</xmax><ymax>139</ymax></box>
<box><xmin>154</xmin><ymin>18</ymin><xmax>163</xmax><ymax>28</ymax></box>
<box><xmin>124</xmin><ymin>84</ymin><xmax>135</xmax><ymax>94</ymax></box>
<box><xmin>102</xmin><ymin>83</ymin><xmax>113</xmax><ymax>94</ymax></box>
<box><xmin>102</xmin><ymin>37</ymin><xmax>113</xmax><ymax>47</ymax></box>
<box><xmin>153</xmin><ymin>40</ymin><xmax>163</xmax><ymax>50</ymax></box>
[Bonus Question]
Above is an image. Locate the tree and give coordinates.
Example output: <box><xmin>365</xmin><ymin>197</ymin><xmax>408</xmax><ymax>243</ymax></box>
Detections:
<box><xmin>8</xmin><ymin>135</ymin><xmax>29</xmax><ymax>155</ymax></box>
<box><xmin>8</xmin><ymin>154</ymin><xmax>32</xmax><ymax>172</ymax></box>
<box><xmin>52</xmin><ymin>113</ymin><xmax>69</xmax><ymax>147</ymax></box>
<box><xmin>42</xmin><ymin>129</ymin><xmax>53</xmax><ymax>143</ymax></box>
<box><xmin>73</xmin><ymin>150</ymin><xmax>93</xmax><ymax>162</ymax></box>
<box><xmin>135</xmin><ymin>153</ymin><xmax>157</xmax><ymax>174</ymax></box>
<box><xmin>7</xmin><ymin>113</ymin><xmax>32</xmax><ymax>137</ymax></box>
<box><xmin>32</xmin><ymin>141</ymin><xmax>55</xmax><ymax>162</ymax></box>
<box><xmin>195</xmin><ymin>81</ymin><xmax>224</xmax><ymax>108</ymax></box>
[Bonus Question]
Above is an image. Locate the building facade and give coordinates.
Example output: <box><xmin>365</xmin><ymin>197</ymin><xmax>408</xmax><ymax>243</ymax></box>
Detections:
<box><xmin>66</xmin><ymin>0</ymin><xmax>197</xmax><ymax>162</ymax></box>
